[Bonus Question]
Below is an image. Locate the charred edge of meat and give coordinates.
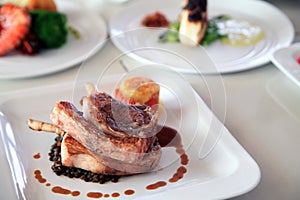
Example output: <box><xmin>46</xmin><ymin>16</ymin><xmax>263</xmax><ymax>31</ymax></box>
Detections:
<box><xmin>49</xmin><ymin>136</ymin><xmax>122</xmax><ymax>184</ymax></box>
<box><xmin>183</xmin><ymin>0</ymin><xmax>207</xmax><ymax>22</ymax></box>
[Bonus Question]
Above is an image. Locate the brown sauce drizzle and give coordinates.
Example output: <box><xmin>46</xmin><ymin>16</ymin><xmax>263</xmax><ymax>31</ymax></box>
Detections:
<box><xmin>33</xmin><ymin>153</ymin><xmax>41</xmax><ymax>159</ymax></box>
<box><xmin>169</xmin><ymin>166</ymin><xmax>187</xmax><ymax>183</ymax></box>
<box><xmin>34</xmin><ymin>170</ymin><xmax>46</xmax><ymax>183</ymax></box>
<box><xmin>51</xmin><ymin>186</ymin><xmax>80</xmax><ymax>197</ymax></box>
<box><xmin>156</xmin><ymin>126</ymin><xmax>180</xmax><ymax>147</ymax></box>
<box><xmin>181</xmin><ymin>153</ymin><xmax>189</xmax><ymax>165</ymax></box>
<box><xmin>112</xmin><ymin>192</ymin><xmax>120</xmax><ymax>197</ymax></box>
<box><xmin>33</xmin><ymin>125</ymin><xmax>188</xmax><ymax>197</ymax></box>
<box><xmin>34</xmin><ymin>169</ymin><xmax>80</xmax><ymax>196</ymax></box>
<box><xmin>33</xmin><ymin>166</ymin><xmax>134</xmax><ymax>199</ymax></box>
<box><xmin>72</xmin><ymin>191</ymin><xmax>81</xmax><ymax>197</ymax></box>
<box><xmin>52</xmin><ymin>186</ymin><xmax>71</xmax><ymax>195</ymax></box>
<box><xmin>146</xmin><ymin>126</ymin><xmax>189</xmax><ymax>189</ymax></box>
<box><xmin>124</xmin><ymin>189</ymin><xmax>135</xmax><ymax>195</ymax></box>
<box><xmin>87</xmin><ymin>192</ymin><xmax>103</xmax><ymax>198</ymax></box>
<box><xmin>146</xmin><ymin>181</ymin><xmax>167</xmax><ymax>190</ymax></box>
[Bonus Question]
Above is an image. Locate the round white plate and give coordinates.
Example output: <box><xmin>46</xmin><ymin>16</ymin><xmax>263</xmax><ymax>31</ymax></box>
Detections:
<box><xmin>109</xmin><ymin>0</ymin><xmax>294</xmax><ymax>74</ymax></box>
<box><xmin>271</xmin><ymin>43</ymin><xmax>300</xmax><ymax>88</ymax></box>
<box><xmin>0</xmin><ymin>0</ymin><xmax>107</xmax><ymax>79</ymax></box>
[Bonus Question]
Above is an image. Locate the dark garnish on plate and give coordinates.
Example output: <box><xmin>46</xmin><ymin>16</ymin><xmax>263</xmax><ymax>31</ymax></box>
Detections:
<box><xmin>17</xmin><ymin>31</ymin><xmax>43</xmax><ymax>55</ymax></box>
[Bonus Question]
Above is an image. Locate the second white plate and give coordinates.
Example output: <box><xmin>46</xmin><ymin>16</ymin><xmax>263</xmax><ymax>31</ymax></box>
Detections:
<box><xmin>109</xmin><ymin>0</ymin><xmax>294</xmax><ymax>74</ymax></box>
<box><xmin>0</xmin><ymin>0</ymin><xmax>107</xmax><ymax>79</ymax></box>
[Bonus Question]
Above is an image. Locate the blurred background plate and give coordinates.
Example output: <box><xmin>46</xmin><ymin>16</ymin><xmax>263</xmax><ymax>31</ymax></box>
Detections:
<box><xmin>109</xmin><ymin>0</ymin><xmax>294</xmax><ymax>74</ymax></box>
<box><xmin>271</xmin><ymin>43</ymin><xmax>300</xmax><ymax>88</ymax></box>
<box><xmin>0</xmin><ymin>0</ymin><xmax>107</xmax><ymax>79</ymax></box>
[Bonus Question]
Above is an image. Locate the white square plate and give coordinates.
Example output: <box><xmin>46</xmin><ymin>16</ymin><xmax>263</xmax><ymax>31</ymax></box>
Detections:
<box><xmin>0</xmin><ymin>73</ymin><xmax>260</xmax><ymax>200</ymax></box>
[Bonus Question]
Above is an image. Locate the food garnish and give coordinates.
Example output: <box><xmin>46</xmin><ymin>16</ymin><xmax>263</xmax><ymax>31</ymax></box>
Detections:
<box><xmin>141</xmin><ymin>11</ymin><xmax>170</xmax><ymax>27</ymax></box>
<box><xmin>159</xmin><ymin>16</ymin><xmax>228</xmax><ymax>46</ymax></box>
<box><xmin>0</xmin><ymin>2</ymin><xmax>80</xmax><ymax>56</ymax></box>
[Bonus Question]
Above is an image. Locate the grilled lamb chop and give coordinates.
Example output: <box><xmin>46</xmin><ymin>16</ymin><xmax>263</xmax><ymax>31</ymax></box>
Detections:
<box><xmin>51</xmin><ymin>93</ymin><xmax>161</xmax><ymax>174</ymax></box>
<box><xmin>179</xmin><ymin>0</ymin><xmax>208</xmax><ymax>45</ymax></box>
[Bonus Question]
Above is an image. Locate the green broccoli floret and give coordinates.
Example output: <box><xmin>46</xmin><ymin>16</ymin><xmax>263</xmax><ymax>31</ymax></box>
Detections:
<box><xmin>29</xmin><ymin>10</ymin><xmax>68</xmax><ymax>48</ymax></box>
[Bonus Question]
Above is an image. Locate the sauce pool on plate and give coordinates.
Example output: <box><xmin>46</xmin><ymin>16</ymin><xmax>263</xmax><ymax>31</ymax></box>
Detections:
<box><xmin>124</xmin><ymin>189</ymin><xmax>135</xmax><ymax>195</ymax></box>
<box><xmin>51</xmin><ymin>186</ymin><xmax>80</xmax><ymax>197</ymax></box>
<box><xmin>33</xmin><ymin>152</ymin><xmax>41</xmax><ymax>159</ymax></box>
<box><xmin>146</xmin><ymin>181</ymin><xmax>167</xmax><ymax>190</ymax></box>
